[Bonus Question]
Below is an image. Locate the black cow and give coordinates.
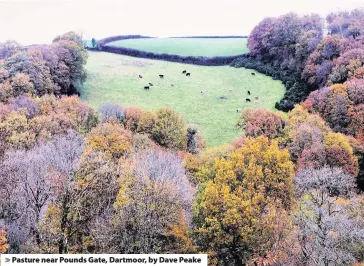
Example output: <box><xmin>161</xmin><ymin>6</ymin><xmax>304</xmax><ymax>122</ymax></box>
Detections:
<box><xmin>248</xmin><ymin>90</ymin><xmax>251</xmax><ymax>95</ymax></box>
<box><xmin>139</xmin><ymin>75</ymin><xmax>143</xmax><ymax>78</ymax></box>
<box><xmin>149</xmin><ymin>83</ymin><xmax>153</xmax><ymax>86</ymax></box>
<box><xmin>182</xmin><ymin>70</ymin><xmax>186</xmax><ymax>74</ymax></box>
<box><xmin>171</xmin><ymin>84</ymin><xmax>174</xmax><ymax>87</ymax></box>
<box><xmin>186</xmin><ymin>73</ymin><xmax>191</xmax><ymax>76</ymax></box>
<box><xmin>159</xmin><ymin>74</ymin><xmax>164</xmax><ymax>79</ymax></box>
<box><xmin>144</xmin><ymin>86</ymin><xmax>150</xmax><ymax>90</ymax></box>
<box><xmin>251</xmin><ymin>73</ymin><xmax>255</xmax><ymax>76</ymax></box>
<box><xmin>246</xmin><ymin>98</ymin><xmax>251</xmax><ymax>102</ymax></box>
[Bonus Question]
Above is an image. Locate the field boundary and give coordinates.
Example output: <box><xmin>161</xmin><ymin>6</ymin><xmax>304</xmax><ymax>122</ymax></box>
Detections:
<box><xmin>168</xmin><ymin>36</ymin><xmax>248</xmax><ymax>38</ymax></box>
<box><xmin>88</xmin><ymin>35</ymin><xmax>248</xmax><ymax>66</ymax></box>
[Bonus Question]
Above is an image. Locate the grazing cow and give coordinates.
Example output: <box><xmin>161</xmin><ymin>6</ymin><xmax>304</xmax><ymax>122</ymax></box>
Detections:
<box><xmin>144</xmin><ymin>86</ymin><xmax>150</xmax><ymax>90</ymax></box>
<box><xmin>201</xmin><ymin>90</ymin><xmax>206</xmax><ymax>94</ymax></box>
<box><xmin>171</xmin><ymin>84</ymin><xmax>174</xmax><ymax>87</ymax></box>
<box><xmin>237</xmin><ymin>108</ymin><xmax>242</xmax><ymax>113</ymax></box>
<box><xmin>248</xmin><ymin>90</ymin><xmax>251</xmax><ymax>95</ymax></box>
<box><xmin>251</xmin><ymin>73</ymin><xmax>255</xmax><ymax>76</ymax></box>
<box><xmin>246</xmin><ymin>98</ymin><xmax>251</xmax><ymax>102</ymax></box>
<box><xmin>149</xmin><ymin>83</ymin><xmax>153</xmax><ymax>86</ymax></box>
<box><xmin>186</xmin><ymin>73</ymin><xmax>191</xmax><ymax>76</ymax></box>
<box><xmin>182</xmin><ymin>70</ymin><xmax>186</xmax><ymax>74</ymax></box>
<box><xmin>229</xmin><ymin>88</ymin><xmax>233</xmax><ymax>92</ymax></box>
<box><xmin>139</xmin><ymin>75</ymin><xmax>143</xmax><ymax>78</ymax></box>
<box><xmin>254</xmin><ymin>96</ymin><xmax>259</xmax><ymax>100</ymax></box>
<box><xmin>159</xmin><ymin>74</ymin><xmax>164</xmax><ymax>79</ymax></box>
<box><xmin>219</xmin><ymin>96</ymin><xmax>227</xmax><ymax>100</ymax></box>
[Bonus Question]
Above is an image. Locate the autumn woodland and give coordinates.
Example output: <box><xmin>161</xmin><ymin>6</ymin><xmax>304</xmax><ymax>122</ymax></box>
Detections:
<box><xmin>0</xmin><ymin>8</ymin><xmax>364</xmax><ymax>266</ymax></box>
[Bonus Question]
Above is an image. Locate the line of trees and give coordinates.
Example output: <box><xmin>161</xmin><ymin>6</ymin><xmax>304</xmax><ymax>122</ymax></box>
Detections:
<box><xmin>232</xmin><ymin>9</ymin><xmax>364</xmax><ymax>112</ymax></box>
<box><xmin>89</xmin><ymin>35</ymin><xmax>248</xmax><ymax>66</ymax></box>
<box><xmin>168</xmin><ymin>36</ymin><xmax>248</xmax><ymax>38</ymax></box>
<box><xmin>96</xmin><ymin>35</ymin><xmax>152</xmax><ymax>47</ymax></box>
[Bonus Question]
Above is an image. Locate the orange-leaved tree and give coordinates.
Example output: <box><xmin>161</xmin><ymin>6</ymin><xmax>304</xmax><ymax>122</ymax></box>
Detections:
<box><xmin>0</xmin><ymin>227</ymin><xmax>9</xmax><ymax>254</ymax></box>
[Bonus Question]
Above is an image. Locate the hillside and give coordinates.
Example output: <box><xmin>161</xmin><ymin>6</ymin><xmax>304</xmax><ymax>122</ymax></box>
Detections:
<box><xmin>81</xmin><ymin>51</ymin><xmax>285</xmax><ymax>147</ymax></box>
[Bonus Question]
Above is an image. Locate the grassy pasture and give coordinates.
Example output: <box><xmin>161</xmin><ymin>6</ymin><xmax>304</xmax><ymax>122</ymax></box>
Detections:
<box><xmin>106</xmin><ymin>38</ymin><xmax>249</xmax><ymax>57</ymax></box>
<box><xmin>81</xmin><ymin>51</ymin><xmax>285</xmax><ymax>147</ymax></box>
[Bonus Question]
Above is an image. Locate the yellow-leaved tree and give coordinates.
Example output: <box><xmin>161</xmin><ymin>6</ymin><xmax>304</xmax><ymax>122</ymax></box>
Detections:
<box><xmin>0</xmin><ymin>226</ymin><xmax>9</xmax><ymax>254</ymax></box>
<box><xmin>193</xmin><ymin>136</ymin><xmax>294</xmax><ymax>265</ymax></box>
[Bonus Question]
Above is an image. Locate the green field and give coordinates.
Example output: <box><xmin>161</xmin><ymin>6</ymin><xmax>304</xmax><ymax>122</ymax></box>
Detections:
<box><xmin>81</xmin><ymin>51</ymin><xmax>285</xmax><ymax>147</ymax></box>
<box><xmin>107</xmin><ymin>38</ymin><xmax>249</xmax><ymax>56</ymax></box>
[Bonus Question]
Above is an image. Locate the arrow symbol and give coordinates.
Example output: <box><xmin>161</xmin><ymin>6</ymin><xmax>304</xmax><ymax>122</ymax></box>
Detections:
<box><xmin>5</xmin><ymin>258</ymin><xmax>10</xmax><ymax>262</ymax></box>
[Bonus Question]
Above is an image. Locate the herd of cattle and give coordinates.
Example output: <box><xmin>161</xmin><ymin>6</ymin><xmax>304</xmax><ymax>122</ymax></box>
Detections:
<box><xmin>139</xmin><ymin>70</ymin><xmax>191</xmax><ymax>90</ymax></box>
<box><xmin>138</xmin><ymin>71</ymin><xmax>259</xmax><ymax>111</ymax></box>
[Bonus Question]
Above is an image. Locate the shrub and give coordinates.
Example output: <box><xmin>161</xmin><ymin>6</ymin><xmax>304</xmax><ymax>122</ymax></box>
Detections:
<box><xmin>91</xmin><ymin>38</ymin><xmax>97</xmax><ymax>48</ymax></box>
<box><xmin>98</xmin><ymin>102</ymin><xmax>124</xmax><ymax>123</ymax></box>
<box><xmin>152</xmin><ymin>108</ymin><xmax>186</xmax><ymax>150</ymax></box>
<box><xmin>56</xmin><ymin>96</ymin><xmax>98</xmax><ymax>134</ymax></box>
<box><xmin>86</xmin><ymin>122</ymin><xmax>133</xmax><ymax>159</ymax></box>
<box><xmin>236</xmin><ymin>109</ymin><xmax>286</xmax><ymax>139</ymax></box>
<box><xmin>137</xmin><ymin>110</ymin><xmax>156</xmax><ymax>135</ymax></box>
<box><xmin>132</xmin><ymin>133</ymin><xmax>154</xmax><ymax>152</ymax></box>
<box><xmin>124</xmin><ymin>106</ymin><xmax>143</xmax><ymax>132</ymax></box>
<box><xmin>186</xmin><ymin>126</ymin><xmax>205</xmax><ymax>154</ymax></box>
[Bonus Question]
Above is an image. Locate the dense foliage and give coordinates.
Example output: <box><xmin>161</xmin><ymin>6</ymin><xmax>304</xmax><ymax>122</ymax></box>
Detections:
<box><xmin>193</xmin><ymin>136</ymin><xmax>294</xmax><ymax>265</ymax></box>
<box><xmin>0</xmin><ymin>31</ymin><xmax>87</xmax><ymax>98</ymax></box>
<box><xmin>0</xmin><ymin>17</ymin><xmax>364</xmax><ymax>266</ymax></box>
<box><xmin>232</xmin><ymin>9</ymin><xmax>364</xmax><ymax>113</ymax></box>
